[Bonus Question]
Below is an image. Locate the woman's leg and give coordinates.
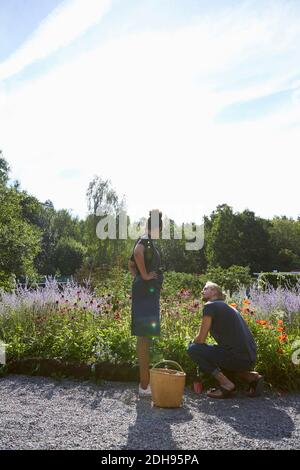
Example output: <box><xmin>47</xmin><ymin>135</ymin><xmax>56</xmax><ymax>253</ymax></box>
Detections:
<box><xmin>137</xmin><ymin>336</ymin><xmax>151</xmax><ymax>389</ymax></box>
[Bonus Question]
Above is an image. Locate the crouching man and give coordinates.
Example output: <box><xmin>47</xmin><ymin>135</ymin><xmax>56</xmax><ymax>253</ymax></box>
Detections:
<box><xmin>187</xmin><ymin>282</ymin><xmax>263</xmax><ymax>399</ymax></box>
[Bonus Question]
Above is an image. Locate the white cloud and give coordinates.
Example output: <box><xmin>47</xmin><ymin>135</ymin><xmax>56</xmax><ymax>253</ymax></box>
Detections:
<box><xmin>1</xmin><ymin>1</ymin><xmax>300</xmax><ymax>221</ymax></box>
<box><xmin>0</xmin><ymin>0</ymin><xmax>112</xmax><ymax>81</ymax></box>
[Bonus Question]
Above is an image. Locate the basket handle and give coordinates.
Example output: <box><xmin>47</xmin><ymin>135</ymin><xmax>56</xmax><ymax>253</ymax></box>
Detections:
<box><xmin>152</xmin><ymin>360</ymin><xmax>184</xmax><ymax>372</ymax></box>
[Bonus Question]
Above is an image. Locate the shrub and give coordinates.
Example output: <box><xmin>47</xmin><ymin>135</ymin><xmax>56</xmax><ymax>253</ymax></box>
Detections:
<box><xmin>258</xmin><ymin>272</ymin><xmax>300</xmax><ymax>290</ymax></box>
<box><xmin>200</xmin><ymin>265</ymin><xmax>253</xmax><ymax>294</ymax></box>
<box><xmin>0</xmin><ymin>271</ymin><xmax>16</xmax><ymax>293</ymax></box>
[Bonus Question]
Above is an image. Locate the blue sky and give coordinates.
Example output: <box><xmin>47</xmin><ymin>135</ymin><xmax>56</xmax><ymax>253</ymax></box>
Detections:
<box><xmin>0</xmin><ymin>0</ymin><xmax>300</xmax><ymax>222</ymax></box>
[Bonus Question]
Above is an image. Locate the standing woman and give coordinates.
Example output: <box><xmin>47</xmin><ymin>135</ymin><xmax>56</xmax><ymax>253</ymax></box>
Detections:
<box><xmin>128</xmin><ymin>210</ymin><xmax>163</xmax><ymax>396</ymax></box>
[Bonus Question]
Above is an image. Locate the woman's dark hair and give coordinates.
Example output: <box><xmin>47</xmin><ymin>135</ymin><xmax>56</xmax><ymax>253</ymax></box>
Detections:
<box><xmin>147</xmin><ymin>209</ymin><xmax>163</xmax><ymax>233</ymax></box>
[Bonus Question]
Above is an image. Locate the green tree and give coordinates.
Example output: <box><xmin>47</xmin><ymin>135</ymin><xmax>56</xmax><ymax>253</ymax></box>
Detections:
<box><xmin>0</xmin><ymin>151</ymin><xmax>10</xmax><ymax>186</ymax></box>
<box><xmin>205</xmin><ymin>204</ymin><xmax>243</xmax><ymax>268</ymax></box>
<box><xmin>0</xmin><ymin>188</ymin><xmax>41</xmax><ymax>281</ymax></box>
<box><xmin>235</xmin><ymin>210</ymin><xmax>272</xmax><ymax>272</ymax></box>
<box><xmin>54</xmin><ymin>238</ymin><xmax>87</xmax><ymax>276</ymax></box>
<box><xmin>84</xmin><ymin>176</ymin><xmax>127</xmax><ymax>272</ymax></box>
<box><xmin>269</xmin><ymin>217</ymin><xmax>300</xmax><ymax>271</ymax></box>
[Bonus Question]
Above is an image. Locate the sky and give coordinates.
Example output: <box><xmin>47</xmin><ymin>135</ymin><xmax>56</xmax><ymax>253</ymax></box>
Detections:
<box><xmin>0</xmin><ymin>0</ymin><xmax>300</xmax><ymax>223</ymax></box>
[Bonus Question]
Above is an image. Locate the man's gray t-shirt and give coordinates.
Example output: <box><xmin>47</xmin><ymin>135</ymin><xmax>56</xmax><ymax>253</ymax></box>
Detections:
<box><xmin>203</xmin><ymin>300</ymin><xmax>257</xmax><ymax>362</ymax></box>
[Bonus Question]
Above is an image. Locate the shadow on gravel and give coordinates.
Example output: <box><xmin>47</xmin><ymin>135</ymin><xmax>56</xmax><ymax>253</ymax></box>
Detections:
<box><xmin>125</xmin><ymin>398</ymin><xmax>193</xmax><ymax>450</ymax></box>
<box><xmin>199</xmin><ymin>396</ymin><xmax>295</xmax><ymax>441</ymax></box>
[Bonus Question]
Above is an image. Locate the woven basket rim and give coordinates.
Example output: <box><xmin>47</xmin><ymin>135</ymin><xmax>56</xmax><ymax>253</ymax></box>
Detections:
<box><xmin>150</xmin><ymin>368</ymin><xmax>186</xmax><ymax>376</ymax></box>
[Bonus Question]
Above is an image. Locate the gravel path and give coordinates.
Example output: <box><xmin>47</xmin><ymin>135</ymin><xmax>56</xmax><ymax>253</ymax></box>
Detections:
<box><xmin>0</xmin><ymin>375</ymin><xmax>299</xmax><ymax>450</ymax></box>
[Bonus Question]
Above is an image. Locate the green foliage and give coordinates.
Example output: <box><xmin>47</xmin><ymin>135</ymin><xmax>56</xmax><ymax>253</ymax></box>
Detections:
<box><xmin>159</xmin><ymin>271</ymin><xmax>204</xmax><ymax>297</ymax></box>
<box><xmin>2</xmin><ymin>153</ymin><xmax>300</xmax><ymax>293</ymax></box>
<box><xmin>269</xmin><ymin>217</ymin><xmax>300</xmax><ymax>271</ymax></box>
<box><xmin>258</xmin><ymin>272</ymin><xmax>300</xmax><ymax>289</ymax></box>
<box><xmin>54</xmin><ymin>238</ymin><xmax>87</xmax><ymax>276</ymax></box>
<box><xmin>205</xmin><ymin>205</ymin><xmax>272</xmax><ymax>272</ymax></box>
<box><xmin>200</xmin><ymin>265</ymin><xmax>253</xmax><ymax>293</ymax></box>
<box><xmin>34</xmin><ymin>205</ymin><xmax>85</xmax><ymax>276</ymax></box>
<box><xmin>241</xmin><ymin>314</ymin><xmax>300</xmax><ymax>392</ymax></box>
<box><xmin>206</xmin><ymin>204</ymin><xmax>242</xmax><ymax>268</ymax></box>
<box><xmin>0</xmin><ymin>187</ymin><xmax>41</xmax><ymax>282</ymax></box>
<box><xmin>0</xmin><ymin>151</ymin><xmax>10</xmax><ymax>186</ymax></box>
<box><xmin>0</xmin><ymin>271</ymin><xmax>16</xmax><ymax>292</ymax></box>
<box><xmin>1</xmin><ymin>282</ymin><xmax>299</xmax><ymax>390</ymax></box>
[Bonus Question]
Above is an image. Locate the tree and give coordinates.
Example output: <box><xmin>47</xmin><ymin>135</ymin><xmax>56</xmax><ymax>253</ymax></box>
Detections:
<box><xmin>235</xmin><ymin>210</ymin><xmax>273</xmax><ymax>272</ymax></box>
<box><xmin>205</xmin><ymin>205</ymin><xmax>273</xmax><ymax>272</ymax></box>
<box><xmin>0</xmin><ymin>187</ymin><xmax>41</xmax><ymax>281</ymax></box>
<box><xmin>34</xmin><ymin>204</ymin><xmax>85</xmax><ymax>276</ymax></box>
<box><xmin>205</xmin><ymin>204</ymin><xmax>243</xmax><ymax>268</ymax></box>
<box><xmin>86</xmin><ymin>176</ymin><xmax>124</xmax><ymax>216</ymax></box>
<box><xmin>0</xmin><ymin>151</ymin><xmax>10</xmax><ymax>186</ymax></box>
<box><xmin>269</xmin><ymin>217</ymin><xmax>300</xmax><ymax>271</ymax></box>
<box><xmin>54</xmin><ymin>238</ymin><xmax>86</xmax><ymax>276</ymax></box>
<box><xmin>84</xmin><ymin>176</ymin><xmax>127</xmax><ymax>271</ymax></box>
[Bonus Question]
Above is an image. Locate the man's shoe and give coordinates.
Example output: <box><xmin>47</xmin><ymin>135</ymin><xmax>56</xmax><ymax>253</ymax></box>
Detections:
<box><xmin>138</xmin><ymin>384</ymin><xmax>152</xmax><ymax>397</ymax></box>
<box><xmin>247</xmin><ymin>376</ymin><xmax>264</xmax><ymax>397</ymax></box>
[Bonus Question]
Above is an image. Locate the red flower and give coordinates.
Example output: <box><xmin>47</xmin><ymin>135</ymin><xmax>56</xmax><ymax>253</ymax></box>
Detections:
<box><xmin>277</xmin><ymin>327</ymin><xmax>284</xmax><ymax>332</ymax></box>
<box><xmin>241</xmin><ymin>307</ymin><xmax>250</xmax><ymax>313</ymax></box>
<box><xmin>278</xmin><ymin>334</ymin><xmax>288</xmax><ymax>343</ymax></box>
<box><xmin>179</xmin><ymin>289</ymin><xmax>191</xmax><ymax>298</ymax></box>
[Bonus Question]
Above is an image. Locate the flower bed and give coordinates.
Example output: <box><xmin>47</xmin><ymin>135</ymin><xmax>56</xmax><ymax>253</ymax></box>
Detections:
<box><xmin>1</xmin><ymin>277</ymin><xmax>299</xmax><ymax>391</ymax></box>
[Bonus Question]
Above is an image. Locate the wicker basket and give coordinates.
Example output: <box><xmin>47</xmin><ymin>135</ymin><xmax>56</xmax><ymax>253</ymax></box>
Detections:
<box><xmin>150</xmin><ymin>360</ymin><xmax>186</xmax><ymax>408</ymax></box>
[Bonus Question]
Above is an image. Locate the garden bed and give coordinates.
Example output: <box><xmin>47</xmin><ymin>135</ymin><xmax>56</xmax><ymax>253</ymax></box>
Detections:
<box><xmin>2</xmin><ymin>358</ymin><xmax>139</xmax><ymax>382</ymax></box>
<box><xmin>1</xmin><ymin>278</ymin><xmax>300</xmax><ymax>391</ymax></box>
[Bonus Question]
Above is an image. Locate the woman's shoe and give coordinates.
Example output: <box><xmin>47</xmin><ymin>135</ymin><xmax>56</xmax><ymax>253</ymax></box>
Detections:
<box><xmin>138</xmin><ymin>384</ymin><xmax>152</xmax><ymax>397</ymax></box>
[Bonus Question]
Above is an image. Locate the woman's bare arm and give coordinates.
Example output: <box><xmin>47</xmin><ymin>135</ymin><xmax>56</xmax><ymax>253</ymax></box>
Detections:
<box><xmin>128</xmin><ymin>259</ymin><xmax>137</xmax><ymax>277</ymax></box>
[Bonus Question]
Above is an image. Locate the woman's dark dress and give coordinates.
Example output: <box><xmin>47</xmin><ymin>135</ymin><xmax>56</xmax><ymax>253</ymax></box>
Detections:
<box><xmin>130</xmin><ymin>235</ymin><xmax>163</xmax><ymax>337</ymax></box>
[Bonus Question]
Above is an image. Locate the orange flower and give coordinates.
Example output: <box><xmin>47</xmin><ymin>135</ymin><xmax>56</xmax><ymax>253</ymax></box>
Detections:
<box><xmin>243</xmin><ymin>299</ymin><xmax>251</xmax><ymax>305</ymax></box>
<box><xmin>256</xmin><ymin>320</ymin><xmax>268</xmax><ymax>325</ymax></box>
<box><xmin>278</xmin><ymin>334</ymin><xmax>288</xmax><ymax>343</ymax></box>
<box><xmin>278</xmin><ymin>320</ymin><xmax>283</xmax><ymax>325</ymax></box>
<box><xmin>229</xmin><ymin>303</ymin><xmax>237</xmax><ymax>308</ymax></box>
<box><xmin>277</xmin><ymin>327</ymin><xmax>284</xmax><ymax>332</ymax></box>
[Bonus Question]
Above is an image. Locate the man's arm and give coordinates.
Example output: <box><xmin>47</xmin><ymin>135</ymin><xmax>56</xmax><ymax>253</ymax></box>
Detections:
<box><xmin>193</xmin><ymin>315</ymin><xmax>212</xmax><ymax>344</ymax></box>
